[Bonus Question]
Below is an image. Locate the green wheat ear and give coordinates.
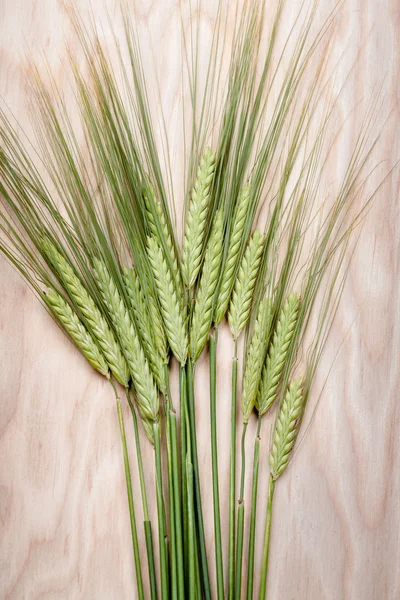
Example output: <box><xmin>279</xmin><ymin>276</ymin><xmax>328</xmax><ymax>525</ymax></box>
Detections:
<box><xmin>123</xmin><ymin>267</ymin><xmax>167</xmax><ymax>391</ymax></box>
<box><xmin>41</xmin><ymin>239</ymin><xmax>130</xmax><ymax>387</ymax></box>
<box><xmin>270</xmin><ymin>378</ymin><xmax>304</xmax><ymax>480</ymax></box>
<box><xmin>190</xmin><ymin>209</ymin><xmax>224</xmax><ymax>361</ymax></box>
<box><xmin>241</xmin><ymin>298</ymin><xmax>272</xmax><ymax>423</ymax></box>
<box><xmin>214</xmin><ymin>183</ymin><xmax>251</xmax><ymax>325</ymax></box>
<box><xmin>93</xmin><ymin>258</ymin><xmax>159</xmax><ymax>424</ymax></box>
<box><xmin>228</xmin><ymin>229</ymin><xmax>264</xmax><ymax>339</ymax></box>
<box><xmin>45</xmin><ymin>287</ymin><xmax>109</xmax><ymax>378</ymax></box>
<box><xmin>257</xmin><ymin>293</ymin><xmax>300</xmax><ymax>416</ymax></box>
<box><xmin>182</xmin><ymin>147</ymin><xmax>216</xmax><ymax>287</ymax></box>
<box><xmin>147</xmin><ymin>236</ymin><xmax>188</xmax><ymax>365</ymax></box>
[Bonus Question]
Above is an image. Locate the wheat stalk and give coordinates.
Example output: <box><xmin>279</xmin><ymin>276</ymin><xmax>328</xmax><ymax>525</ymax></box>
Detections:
<box><xmin>214</xmin><ymin>183</ymin><xmax>251</xmax><ymax>325</ymax></box>
<box><xmin>228</xmin><ymin>229</ymin><xmax>264</xmax><ymax>340</ymax></box>
<box><xmin>257</xmin><ymin>293</ymin><xmax>300</xmax><ymax>416</ymax></box>
<box><xmin>42</xmin><ymin>239</ymin><xmax>130</xmax><ymax>387</ymax></box>
<box><xmin>182</xmin><ymin>147</ymin><xmax>216</xmax><ymax>287</ymax></box>
<box><xmin>147</xmin><ymin>236</ymin><xmax>188</xmax><ymax>365</ymax></box>
<box><xmin>45</xmin><ymin>287</ymin><xmax>110</xmax><ymax>378</ymax></box>
<box><xmin>123</xmin><ymin>267</ymin><xmax>167</xmax><ymax>391</ymax></box>
<box><xmin>241</xmin><ymin>298</ymin><xmax>272</xmax><ymax>423</ymax></box>
<box><xmin>269</xmin><ymin>378</ymin><xmax>304</xmax><ymax>480</ymax></box>
<box><xmin>190</xmin><ymin>209</ymin><xmax>224</xmax><ymax>361</ymax></box>
<box><xmin>93</xmin><ymin>258</ymin><xmax>159</xmax><ymax>425</ymax></box>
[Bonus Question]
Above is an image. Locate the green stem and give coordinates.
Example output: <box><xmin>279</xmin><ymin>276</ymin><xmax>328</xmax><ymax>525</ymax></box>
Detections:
<box><xmin>180</xmin><ymin>366</ymin><xmax>189</xmax><ymax>586</ymax></box>
<box><xmin>187</xmin><ymin>457</ymin><xmax>196</xmax><ymax>600</ymax></box>
<box><xmin>165</xmin><ymin>394</ymin><xmax>177</xmax><ymax>600</ymax></box>
<box><xmin>234</xmin><ymin>422</ymin><xmax>248</xmax><ymax>600</ymax></box>
<box><xmin>246</xmin><ymin>414</ymin><xmax>262</xmax><ymax>600</ymax></box>
<box><xmin>259</xmin><ymin>476</ymin><xmax>276</xmax><ymax>600</ymax></box>
<box><xmin>153</xmin><ymin>420</ymin><xmax>169</xmax><ymax>600</ymax></box>
<box><xmin>195</xmin><ymin>544</ymin><xmax>201</xmax><ymax>600</ymax></box>
<box><xmin>126</xmin><ymin>389</ymin><xmax>158</xmax><ymax>600</ymax></box>
<box><xmin>228</xmin><ymin>338</ymin><xmax>238</xmax><ymax>600</ymax></box>
<box><xmin>185</xmin><ymin>398</ymin><xmax>198</xmax><ymax>600</ymax></box>
<box><xmin>114</xmin><ymin>393</ymin><xmax>144</xmax><ymax>600</ymax></box>
<box><xmin>209</xmin><ymin>329</ymin><xmax>224</xmax><ymax>600</ymax></box>
<box><xmin>186</xmin><ymin>359</ymin><xmax>211</xmax><ymax>600</ymax></box>
<box><xmin>166</xmin><ymin>365</ymin><xmax>185</xmax><ymax>600</ymax></box>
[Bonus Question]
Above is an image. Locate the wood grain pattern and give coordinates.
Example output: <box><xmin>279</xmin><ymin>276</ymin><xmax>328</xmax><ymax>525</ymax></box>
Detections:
<box><xmin>1</xmin><ymin>1</ymin><xmax>399</xmax><ymax>598</ymax></box>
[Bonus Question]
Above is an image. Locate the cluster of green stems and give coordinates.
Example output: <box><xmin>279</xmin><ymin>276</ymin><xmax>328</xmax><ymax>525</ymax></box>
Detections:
<box><xmin>114</xmin><ymin>315</ymin><xmax>288</xmax><ymax>600</ymax></box>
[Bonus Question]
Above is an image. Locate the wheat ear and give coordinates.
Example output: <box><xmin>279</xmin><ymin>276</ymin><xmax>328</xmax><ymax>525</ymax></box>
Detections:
<box><xmin>257</xmin><ymin>293</ymin><xmax>300</xmax><ymax>416</ymax></box>
<box><xmin>93</xmin><ymin>258</ymin><xmax>159</xmax><ymax>424</ymax></box>
<box><xmin>147</xmin><ymin>236</ymin><xmax>188</xmax><ymax>365</ymax></box>
<box><xmin>228</xmin><ymin>229</ymin><xmax>264</xmax><ymax>339</ymax></box>
<box><xmin>190</xmin><ymin>209</ymin><xmax>224</xmax><ymax>361</ymax></box>
<box><xmin>45</xmin><ymin>287</ymin><xmax>109</xmax><ymax>378</ymax></box>
<box><xmin>214</xmin><ymin>183</ymin><xmax>251</xmax><ymax>324</ymax></box>
<box><xmin>269</xmin><ymin>378</ymin><xmax>304</xmax><ymax>480</ymax></box>
<box><xmin>241</xmin><ymin>298</ymin><xmax>272</xmax><ymax>423</ymax></box>
<box><xmin>182</xmin><ymin>147</ymin><xmax>216</xmax><ymax>287</ymax></box>
<box><xmin>42</xmin><ymin>240</ymin><xmax>130</xmax><ymax>387</ymax></box>
<box><xmin>123</xmin><ymin>267</ymin><xmax>167</xmax><ymax>391</ymax></box>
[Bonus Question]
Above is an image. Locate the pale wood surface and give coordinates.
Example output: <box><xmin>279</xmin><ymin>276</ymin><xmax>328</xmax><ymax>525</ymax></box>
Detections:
<box><xmin>1</xmin><ymin>1</ymin><xmax>400</xmax><ymax>598</ymax></box>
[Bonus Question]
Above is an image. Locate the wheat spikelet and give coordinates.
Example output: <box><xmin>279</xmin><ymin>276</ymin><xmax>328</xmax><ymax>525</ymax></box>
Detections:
<box><xmin>257</xmin><ymin>293</ymin><xmax>300</xmax><ymax>416</ymax></box>
<box><xmin>182</xmin><ymin>147</ymin><xmax>216</xmax><ymax>287</ymax></box>
<box><xmin>144</xmin><ymin>185</ymin><xmax>183</xmax><ymax>298</ymax></box>
<box><xmin>148</xmin><ymin>290</ymin><xmax>169</xmax><ymax>362</ymax></box>
<box><xmin>42</xmin><ymin>239</ymin><xmax>130</xmax><ymax>387</ymax></box>
<box><xmin>123</xmin><ymin>267</ymin><xmax>167</xmax><ymax>390</ymax></box>
<box><xmin>241</xmin><ymin>298</ymin><xmax>272</xmax><ymax>422</ymax></box>
<box><xmin>269</xmin><ymin>378</ymin><xmax>304</xmax><ymax>480</ymax></box>
<box><xmin>141</xmin><ymin>417</ymin><xmax>155</xmax><ymax>445</ymax></box>
<box><xmin>144</xmin><ymin>186</ymin><xmax>179</xmax><ymax>266</ymax></box>
<box><xmin>190</xmin><ymin>209</ymin><xmax>224</xmax><ymax>361</ymax></box>
<box><xmin>93</xmin><ymin>258</ymin><xmax>159</xmax><ymax>422</ymax></box>
<box><xmin>228</xmin><ymin>229</ymin><xmax>264</xmax><ymax>339</ymax></box>
<box><xmin>214</xmin><ymin>183</ymin><xmax>251</xmax><ymax>324</ymax></box>
<box><xmin>45</xmin><ymin>287</ymin><xmax>110</xmax><ymax>378</ymax></box>
<box><xmin>147</xmin><ymin>236</ymin><xmax>188</xmax><ymax>365</ymax></box>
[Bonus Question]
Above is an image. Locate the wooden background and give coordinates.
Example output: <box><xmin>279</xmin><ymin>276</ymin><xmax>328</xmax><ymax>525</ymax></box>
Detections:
<box><xmin>1</xmin><ymin>0</ymin><xmax>399</xmax><ymax>598</ymax></box>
